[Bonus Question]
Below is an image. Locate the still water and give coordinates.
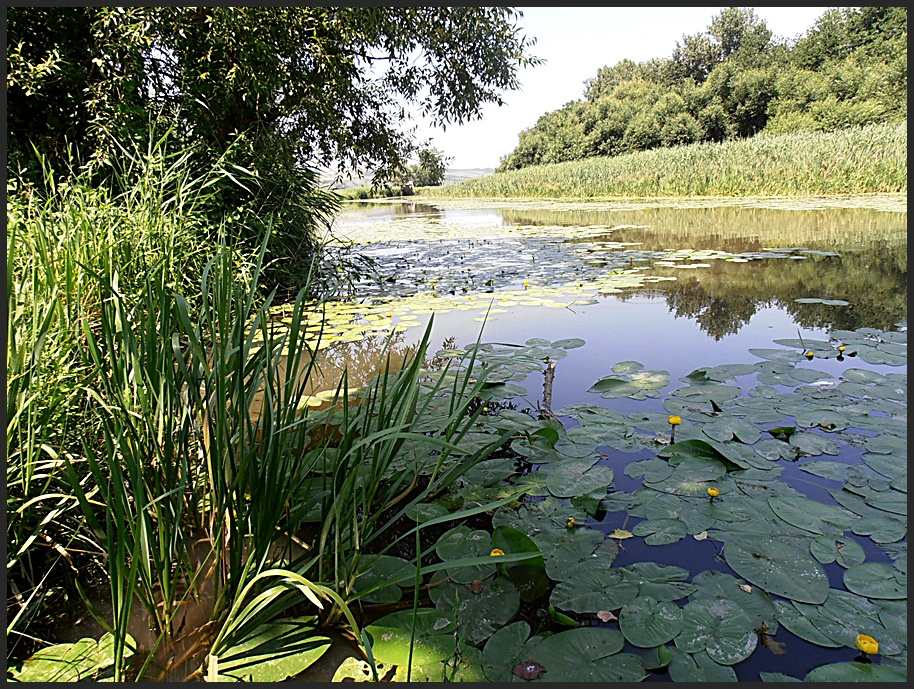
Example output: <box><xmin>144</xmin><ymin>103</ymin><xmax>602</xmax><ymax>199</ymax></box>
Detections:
<box><xmin>316</xmin><ymin>198</ymin><xmax>906</xmax><ymax>682</ymax></box>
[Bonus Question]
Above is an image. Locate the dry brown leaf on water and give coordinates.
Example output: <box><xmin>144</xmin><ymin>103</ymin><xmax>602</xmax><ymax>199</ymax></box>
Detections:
<box><xmin>739</xmin><ymin>584</ymin><xmax>753</xmax><ymax>593</ymax></box>
<box><xmin>466</xmin><ymin>580</ymin><xmax>485</xmax><ymax>595</ymax></box>
<box><xmin>693</xmin><ymin>531</ymin><xmax>709</xmax><ymax>541</ymax></box>
<box><xmin>513</xmin><ymin>658</ymin><xmax>547</xmax><ymax>680</ymax></box>
<box><xmin>597</xmin><ymin>610</ymin><xmax>618</xmax><ymax>622</ymax></box>
<box><xmin>608</xmin><ymin>528</ymin><xmax>634</xmax><ymax>540</ymax></box>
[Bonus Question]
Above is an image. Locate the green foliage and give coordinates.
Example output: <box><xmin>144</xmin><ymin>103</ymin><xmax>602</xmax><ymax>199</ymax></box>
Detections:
<box><xmin>444</xmin><ymin>121</ymin><xmax>907</xmax><ymax>199</ymax></box>
<box><xmin>400</xmin><ymin>147</ymin><xmax>451</xmax><ymax>188</ymax></box>
<box><xmin>7</xmin><ymin>7</ymin><xmax>539</xmax><ymax>289</ymax></box>
<box><xmin>498</xmin><ymin>7</ymin><xmax>906</xmax><ymax>172</ymax></box>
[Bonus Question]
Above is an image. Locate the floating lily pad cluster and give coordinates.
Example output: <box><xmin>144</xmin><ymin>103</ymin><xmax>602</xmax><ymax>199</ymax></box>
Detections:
<box><xmin>337</xmin><ymin>325</ymin><xmax>906</xmax><ymax>682</ymax></box>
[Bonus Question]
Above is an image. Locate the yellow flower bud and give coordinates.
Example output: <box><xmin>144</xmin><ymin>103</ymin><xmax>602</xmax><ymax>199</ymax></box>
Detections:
<box><xmin>805</xmin><ymin>351</ymin><xmax>815</xmax><ymax>359</ymax></box>
<box><xmin>707</xmin><ymin>486</ymin><xmax>721</xmax><ymax>498</ymax></box>
<box><xmin>668</xmin><ymin>415</ymin><xmax>682</xmax><ymax>426</ymax></box>
<box><xmin>523</xmin><ymin>280</ymin><xmax>530</xmax><ymax>288</ymax></box>
<box><xmin>855</xmin><ymin>634</ymin><xmax>878</xmax><ymax>655</ymax></box>
<box><xmin>566</xmin><ymin>517</ymin><xmax>576</xmax><ymax>528</ymax></box>
<box><xmin>838</xmin><ymin>345</ymin><xmax>846</xmax><ymax>352</ymax></box>
<box><xmin>490</xmin><ymin>548</ymin><xmax>505</xmax><ymax>557</ymax></box>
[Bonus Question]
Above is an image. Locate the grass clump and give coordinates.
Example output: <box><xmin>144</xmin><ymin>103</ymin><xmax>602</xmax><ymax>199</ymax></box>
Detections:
<box><xmin>429</xmin><ymin>121</ymin><xmax>906</xmax><ymax>199</ymax></box>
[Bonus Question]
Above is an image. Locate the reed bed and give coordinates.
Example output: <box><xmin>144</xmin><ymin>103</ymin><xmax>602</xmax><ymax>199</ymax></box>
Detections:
<box><xmin>7</xmin><ymin>134</ymin><xmax>521</xmax><ymax>680</ymax></box>
<box><xmin>431</xmin><ymin>121</ymin><xmax>907</xmax><ymax>199</ymax></box>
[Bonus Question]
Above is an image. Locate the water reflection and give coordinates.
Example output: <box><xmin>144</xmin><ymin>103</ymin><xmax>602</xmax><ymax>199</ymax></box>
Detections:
<box><xmin>333</xmin><ymin>202</ymin><xmax>906</xmax><ymax>339</ymax></box>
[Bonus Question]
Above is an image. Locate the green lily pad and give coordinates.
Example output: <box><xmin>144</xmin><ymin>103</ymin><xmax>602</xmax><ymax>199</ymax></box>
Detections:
<box><xmin>701</xmin><ymin>416</ymin><xmax>762</xmax><ymax>444</ymax></box>
<box><xmin>644</xmin><ymin>457</ymin><xmax>729</xmax><ymax>496</ymax></box>
<box><xmin>353</xmin><ymin>554</ymin><xmax>415</xmax><ymax>603</ymax></box>
<box><xmin>724</xmin><ymin>535</ymin><xmax>828</xmax><ymax>604</ymax></box>
<box><xmin>491</xmin><ymin>524</ymin><xmax>549</xmax><ymax>602</ymax></box>
<box><xmin>632</xmin><ymin>518</ymin><xmax>688</xmax><ymax>545</ymax></box>
<box><xmin>9</xmin><ymin>633</ymin><xmax>135</xmax><ymax>682</ymax></box>
<box><xmin>675</xmin><ymin>598</ymin><xmax>758</xmax><ymax>665</ymax></box>
<box><xmin>804</xmin><ymin>662</ymin><xmax>907</xmax><ymax>682</ymax></box>
<box><xmin>759</xmin><ymin>671</ymin><xmax>802</xmax><ymax>681</ymax></box>
<box><xmin>809</xmin><ymin>535</ymin><xmax>866</xmax><ymax>568</ymax></box>
<box><xmin>798</xmin><ymin>461</ymin><xmax>848</xmax><ymax>482</ymax></box>
<box><xmin>701</xmin><ymin>363</ymin><xmax>760</xmax><ymax>382</ymax></box>
<box><xmin>216</xmin><ymin>617</ymin><xmax>331</xmax><ymax>682</ymax></box>
<box><xmin>768</xmin><ymin>495</ymin><xmax>858</xmax><ymax>535</ymax></box>
<box><xmin>773</xmin><ymin>600</ymin><xmax>844</xmax><ymax>648</ymax></box>
<box><xmin>789</xmin><ymin>431</ymin><xmax>841</xmax><ymax>456</ymax></box>
<box><xmin>527</xmin><ymin>628</ymin><xmax>646</xmax><ymax>682</ymax></box>
<box><xmin>588</xmin><ymin>368</ymin><xmax>670</xmax><ymax>400</ymax></box>
<box><xmin>749</xmin><ymin>348</ymin><xmax>806</xmax><ymax>363</ymax></box>
<box><xmin>545</xmin><ymin>459</ymin><xmax>613</xmax><ymax>499</ymax></box>
<box><xmin>668</xmin><ymin>647</ymin><xmax>738</xmax><ymax>682</ymax></box>
<box><xmin>619</xmin><ymin>562</ymin><xmax>697</xmax><ymax>601</ymax></box>
<box><xmin>852</xmin><ymin>515</ymin><xmax>906</xmax><ymax>544</ymax></box>
<box><xmin>844</xmin><ymin>562</ymin><xmax>907</xmax><ymax>599</ymax></box>
<box><xmin>619</xmin><ymin>596</ymin><xmax>683</xmax><ymax>647</ymax></box>
<box><xmin>430</xmin><ymin>575</ymin><xmax>520</xmax><ymax>645</ymax></box>
<box><xmin>793</xmin><ymin>409</ymin><xmax>851</xmax><ymax>432</ymax></box>
<box><xmin>551</xmin><ymin>568</ymin><xmax>636</xmax><ymax>613</ymax></box>
<box><xmin>364</xmin><ymin>609</ymin><xmax>456</xmax><ymax>667</ymax></box>
<box><xmin>534</xmin><ymin>527</ymin><xmax>608</xmax><ymax>580</ymax></box>
<box><xmin>688</xmin><ymin>570</ymin><xmax>779</xmax><ymax>633</ymax></box>
<box><xmin>435</xmin><ymin>526</ymin><xmax>496</xmax><ymax>584</ymax></box>
<box><xmin>480</xmin><ymin>621</ymin><xmax>536</xmax><ymax>682</ymax></box>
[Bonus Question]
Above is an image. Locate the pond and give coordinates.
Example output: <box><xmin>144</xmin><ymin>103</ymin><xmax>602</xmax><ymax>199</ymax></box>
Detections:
<box><xmin>299</xmin><ymin>198</ymin><xmax>906</xmax><ymax>682</ymax></box>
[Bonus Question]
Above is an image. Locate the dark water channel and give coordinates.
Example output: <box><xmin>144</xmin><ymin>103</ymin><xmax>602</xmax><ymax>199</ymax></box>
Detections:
<box><xmin>321</xmin><ymin>199</ymin><xmax>906</xmax><ymax>682</ymax></box>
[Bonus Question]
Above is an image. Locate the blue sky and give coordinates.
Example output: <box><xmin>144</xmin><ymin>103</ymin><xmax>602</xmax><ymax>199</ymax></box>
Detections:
<box><xmin>409</xmin><ymin>7</ymin><xmax>830</xmax><ymax>169</ymax></box>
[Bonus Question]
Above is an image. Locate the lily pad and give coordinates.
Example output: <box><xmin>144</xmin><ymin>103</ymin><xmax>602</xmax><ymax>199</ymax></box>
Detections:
<box><xmin>430</xmin><ymin>575</ymin><xmax>520</xmax><ymax>645</ymax></box>
<box><xmin>9</xmin><ymin>633</ymin><xmax>135</xmax><ymax>682</ymax></box>
<box><xmin>632</xmin><ymin>518</ymin><xmax>688</xmax><ymax>546</ymax></box>
<box><xmin>843</xmin><ymin>562</ymin><xmax>907</xmax><ymax>599</ymax></box>
<box><xmin>804</xmin><ymin>662</ymin><xmax>907</xmax><ymax>682</ymax></box>
<box><xmin>768</xmin><ymin>495</ymin><xmax>858</xmax><ymax>535</ymax></box>
<box><xmin>588</xmin><ymin>368</ymin><xmax>670</xmax><ymax>400</ymax></box>
<box><xmin>789</xmin><ymin>431</ymin><xmax>841</xmax><ymax>456</ymax></box>
<box><xmin>528</xmin><ymin>628</ymin><xmax>646</xmax><ymax>682</ymax></box>
<box><xmin>668</xmin><ymin>647</ymin><xmax>738</xmax><ymax>682</ymax></box>
<box><xmin>724</xmin><ymin>535</ymin><xmax>828</xmax><ymax>604</ymax></box>
<box><xmin>364</xmin><ymin>609</ymin><xmax>456</xmax><ymax>667</ymax></box>
<box><xmin>675</xmin><ymin>598</ymin><xmax>758</xmax><ymax>665</ymax></box>
<box><xmin>545</xmin><ymin>459</ymin><xmax>613</xmax><ymax>499</ymax></box>
<box><xmin>619</xmin><ymin>596</ymin><xmax>683</xmax><ymax>647</ymax></box>
<box><xmin>216</xmin><ymin>617</ymin><xmax>331</xmax><ymax>682</ymax></box>
<box><xmin>808</xmin><ymin>535</ymin><xmax>866</xmax><ymax>568</ymax></box>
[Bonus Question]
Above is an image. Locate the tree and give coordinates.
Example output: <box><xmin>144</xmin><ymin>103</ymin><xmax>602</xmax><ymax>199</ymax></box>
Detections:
<box><xmin>405</xmin><ymin>148</ymin><xmax>450</xmax><ymax>187</ymax></box>
<box><xmin>8</xmin><ymin>7</ymin><xmax>539</xmax><ymax>181</ymax></box>
<box><xmin>8</xmin><ymin>7</ymin><xmax>540</xmax><ymax>289</ymax></box>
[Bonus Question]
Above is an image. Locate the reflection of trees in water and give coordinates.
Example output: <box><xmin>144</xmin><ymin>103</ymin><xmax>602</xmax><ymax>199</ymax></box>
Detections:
<box><xmin>619</xmin><ymin>243</ymin><xmax>905</xmax><ymax>340</ymax></box>
<box><xmin>392</xmin><ymin>202</ymin><xmax>443</xmax><ymax>220</ymax></box>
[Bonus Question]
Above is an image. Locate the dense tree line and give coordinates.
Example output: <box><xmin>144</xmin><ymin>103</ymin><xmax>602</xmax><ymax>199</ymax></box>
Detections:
<box><xmin>7</xmin><ymin>7</ymin><xmax>538</xmax><ymax>288</ymax></box>
<box><xmin>498</xmin><ymin>7</ymin><xmax>906</xmax><ymax>171</ymax></box>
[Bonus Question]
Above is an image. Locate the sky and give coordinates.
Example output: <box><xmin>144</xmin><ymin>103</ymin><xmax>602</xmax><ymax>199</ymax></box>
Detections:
<box><xmin>408</xmin><ymin>7</ymin><xmax>831</xmax><ymax>170</ymax></box>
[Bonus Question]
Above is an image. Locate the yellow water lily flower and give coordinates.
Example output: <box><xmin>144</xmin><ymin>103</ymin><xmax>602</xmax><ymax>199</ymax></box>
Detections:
<box><xmin>855</xmin><ymin>634</ymin><xmax>878</xmax><ymax>655</ymax></box>
<box><xmin>838</xmin><ymin>345</ymin><xmax>846</xmax><ymax>352</ymax></box>
<box><xmin>566</xmin><ymin>517</ymin><xmax>577</xmax><ymax>528</ymax></box>
<box><xmin>490</xmin><ymin>548</ymin><xmax>505</xmax><ymax>557</ymax></box>
<box><xmin>668</xmin><ymin>415</ymin><xmax>682</xmax><ymax>426</ymax></box>
<box><xmin>805</xmin><ymin>350</ymin><xmax>815</xmax><ymax>359</ymax></box>
<box><xmin>707</xmin><ymin>486</ymin><xmax>721</xmax><ymax>499</ymax></box>
<box><xmin>523</xmin><ymin>280</ymin><xmax>530</xmax><ymax>288</ymax></box>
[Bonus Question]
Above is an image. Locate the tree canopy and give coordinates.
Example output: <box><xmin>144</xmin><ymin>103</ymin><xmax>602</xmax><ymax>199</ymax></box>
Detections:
<box><xmin>8</xmin><ymin>7</ymin><xmax>540</xmax><ymax>181</ymax></box>
<box><xmin>500</xmin><ymin>7</ymin><xmax>906</xmax><ymax>171</ymax></box>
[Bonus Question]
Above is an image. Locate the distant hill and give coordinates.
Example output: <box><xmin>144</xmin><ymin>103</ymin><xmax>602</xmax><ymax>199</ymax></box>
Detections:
<box><xmin>320</xmin><ymin>168</ymin><xmax>494</xmax><ymax>189</ymax></box>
